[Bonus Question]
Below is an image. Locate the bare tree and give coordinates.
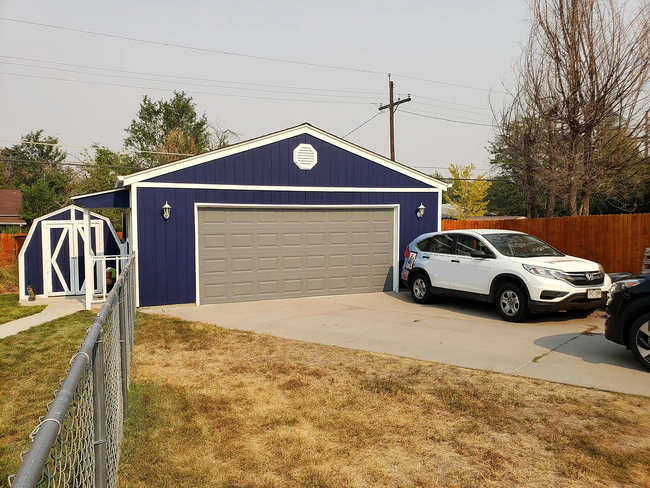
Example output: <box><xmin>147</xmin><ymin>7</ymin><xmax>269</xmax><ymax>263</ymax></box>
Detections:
<box><xmin>497</xmin><ymin>0</ymin><xmax>650</xmax><ymax>216</ymax></box>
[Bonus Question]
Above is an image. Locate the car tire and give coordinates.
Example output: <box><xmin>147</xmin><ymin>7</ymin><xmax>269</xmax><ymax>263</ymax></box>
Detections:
<box><xmin>495</xmin><ymin>282</ymin><xmax>530</xmax><ymax>322</ymax></box>
<box><xmin>628</xmin><ymin>313</ymin><xmax>650</xmax><ymax>372</ymax></box>
<box><xmin>410</xmin><ymin>273</ymin><xmax>432</xmax><ymax>304</ymax></box>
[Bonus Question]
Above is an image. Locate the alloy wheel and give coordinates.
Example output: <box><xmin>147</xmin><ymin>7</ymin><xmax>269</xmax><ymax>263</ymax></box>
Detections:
<box><xmin>413</xmin><ymin>278</ymin><xmax>427</xmax><ymax>300</ymax></box>
<box><xmin>500</xmin><ymin>290</ymin><xmax>520</xmax><ymax>316</ymax></box>
<box><xmin>635</xmin><ymin>321</ymin><xmax>650</xmax><ymax>364</ymax></box>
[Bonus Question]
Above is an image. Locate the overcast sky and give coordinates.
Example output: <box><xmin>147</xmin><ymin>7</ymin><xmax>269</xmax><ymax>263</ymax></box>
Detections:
<box><xmin>0</xmin><ymin>1</ymin><xmax>529</xmax><ymax>177</ymax></box>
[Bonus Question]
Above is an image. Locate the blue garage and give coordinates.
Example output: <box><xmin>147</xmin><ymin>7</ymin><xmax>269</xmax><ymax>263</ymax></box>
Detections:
<box><xmin>72</xmin><ymin>123</ymin><xmax>448</xmax><ymax>307</ymax></box>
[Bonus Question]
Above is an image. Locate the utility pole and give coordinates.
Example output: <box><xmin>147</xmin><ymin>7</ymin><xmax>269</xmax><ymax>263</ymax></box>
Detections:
<box><xmin>378</xmin><ymin>74</ymin><xmax>411</xmax><ymax>161</ymax></box>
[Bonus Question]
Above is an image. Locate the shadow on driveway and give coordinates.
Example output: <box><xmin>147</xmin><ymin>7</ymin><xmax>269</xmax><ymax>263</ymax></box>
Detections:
<box><xmin>391</xmin><ymin>292</ymin><xmax>587</xmax><ymax>324</ymax></box>
<box><xmin>534</xmin><ymin>332</ymin><xmax>647</xmax><ymax>372</ymax></box>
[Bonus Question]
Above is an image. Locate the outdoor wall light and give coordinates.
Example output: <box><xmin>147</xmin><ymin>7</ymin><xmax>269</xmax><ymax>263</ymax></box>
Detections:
<box><xmin>417</xmin><ymin>203</ymin><xmax>426</xmax><ymax>218</ymax></box>
<box><xmin>162</xmin><ymin>201</ymin><xmax>172</xmax><ymax>220</ymax></box>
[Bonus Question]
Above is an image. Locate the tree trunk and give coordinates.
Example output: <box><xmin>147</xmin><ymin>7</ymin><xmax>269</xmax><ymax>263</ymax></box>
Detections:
<box><xmin>580</xmin><ymin>193</ymin><xmax>590</xmax><ymax>216</ymax></box>
<box><xmin>546</xmin><ymin>189</ymin><xmax>556</xmax><ymax>217</ymax></box>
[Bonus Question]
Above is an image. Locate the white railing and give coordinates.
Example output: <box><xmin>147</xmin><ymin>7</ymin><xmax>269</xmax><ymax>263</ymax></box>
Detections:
<box><xmin>91</xmin><ymin>255</ymin><xmax>131</xmax><ymax>304</ymax></box>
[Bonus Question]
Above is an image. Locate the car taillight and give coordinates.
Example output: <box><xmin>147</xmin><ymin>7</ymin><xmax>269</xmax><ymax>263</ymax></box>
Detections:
<box><xmin>404</xmin><ymin>246</ymin><xmax>410</xmax><ymax>258</ymax></box>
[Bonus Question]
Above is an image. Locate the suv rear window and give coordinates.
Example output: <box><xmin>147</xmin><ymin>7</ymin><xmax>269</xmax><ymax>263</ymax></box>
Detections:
<box><xmin>416</xmin><ymin>234</ymin><xmax>454</xmax><ymax>254</ymax></box>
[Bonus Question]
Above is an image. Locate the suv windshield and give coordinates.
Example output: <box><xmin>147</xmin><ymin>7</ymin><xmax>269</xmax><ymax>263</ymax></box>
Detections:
<box><xmin>483</xmin><ymin>233</ymin><xmax>564</xmax><ymax>258</ymax></box>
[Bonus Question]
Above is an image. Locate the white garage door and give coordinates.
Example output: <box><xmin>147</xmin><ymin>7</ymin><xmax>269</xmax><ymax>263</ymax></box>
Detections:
<box><xmin>197</xmin><ymin>207</ymin><xmax>395</xmax><ymax>304</ymax></box>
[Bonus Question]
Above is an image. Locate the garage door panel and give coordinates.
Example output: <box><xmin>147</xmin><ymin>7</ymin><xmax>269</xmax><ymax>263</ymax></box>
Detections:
<box><xmin>330</xmin><ymin>276</ymin><xmax>348</xmax><ymax>290</ymax></box>
<box><xmin>283</xmin><ymin>233</ymin><xmax>302</xmax><ymax>246</ymax></box>
<box><xmin>204</xmin><ymin>234</ymin><xmax>226</xmax><ymax>250</ymax></box>
<box><xmin>232</xmin><ymin>257</ymin><xmax>254</xmax><ymax>272</ymax></box>
<box><xmin>352</xmin><ymin>232</ymin><xmax>370</xmax><ymax>245</ymax></box>
<box><xmin>258</xmin><ymin>280</ymin><xmax>280</xmax><ymax>295</ymax></box>
<box><xmin>283</xmin><ymin>255</ymin><xmax>303</xmax><ymax>270</ymax></box>
<box><xmin>330</xmin><ymin>254</ymin><xmax>348</xmax><ymax>268</ymax></box>
<box><xmin>259</xmin><ymin>256</ymin><xmax>279</xmax><ymax>271</ymax></box>
<box><xmin>258</xmin><ymin>233</ymin><xmax>279</xmax><ymax>248</ymax></box>
<box><xmin>204</xmin><ymin>258</ymin><xmax>227</xmax><ymax>274</ymax></box>
<box><xmin>198</xmin><ymin>208</ymin><xmax>394</xmax><ymax>304</ymax></box>
<box><xmin>283</xmin><ymin>279</ymin><xmax>303</xmax><ymax>293</ymax></box>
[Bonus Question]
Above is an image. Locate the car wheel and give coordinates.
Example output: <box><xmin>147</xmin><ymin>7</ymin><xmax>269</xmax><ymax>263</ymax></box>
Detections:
<box><xmin>410</xmin><ymin>273</ymin><xmax>432</xmax><ymax>304</ymax></box>
<box><xmin>628</xmin><ymin>314</ymin><xmax>650</xmax><ymax>372</ymax></box>
<box><xmin>496</xmin><ymin>282</ymin><xmax>530</xmax><ymax>322</ymax></box>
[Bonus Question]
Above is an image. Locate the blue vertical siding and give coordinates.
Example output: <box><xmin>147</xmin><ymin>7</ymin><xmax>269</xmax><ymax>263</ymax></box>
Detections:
<box><xmin>147</xmin><ymin>134</ymin><xmax>432</xmax><ymax>189</ymax></box>
<box><xmin>23</xmin><ymin>224</ymin><xmax>43</xmax><ymax>295</ymax></box>
<box><xmin>136</xmin><ymin>187</ymin><xmax>439</xmax><ymax>307</ymax></box>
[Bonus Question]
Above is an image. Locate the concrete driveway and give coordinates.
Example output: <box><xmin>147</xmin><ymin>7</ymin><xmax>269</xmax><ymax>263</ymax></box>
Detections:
<box><xmin>141</xmin><ymin>292</ymin><xmax>650</xmax><ymax>396</ymax></box>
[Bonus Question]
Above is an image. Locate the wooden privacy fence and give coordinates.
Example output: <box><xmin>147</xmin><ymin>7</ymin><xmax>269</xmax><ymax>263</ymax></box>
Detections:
<box><xmin>441</xmin><ymin>214</ymin><xmax>650</xmax><ymax>274</ymax></box>
<box><xmin>0</xmin><ymin>233</ymin><xmax>26</xmax><ymax>267</ymax></box>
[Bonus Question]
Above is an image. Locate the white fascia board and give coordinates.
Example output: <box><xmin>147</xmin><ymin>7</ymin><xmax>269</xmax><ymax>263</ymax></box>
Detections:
<box><xmin>137</xmin><ymin>182</ymin><xmax>440</xmax><ymax>193</ymax></box>
<box><xmin>118</xmin><ymin>123</ymin><xmax>449</xmax><ymax>191</ymax></box>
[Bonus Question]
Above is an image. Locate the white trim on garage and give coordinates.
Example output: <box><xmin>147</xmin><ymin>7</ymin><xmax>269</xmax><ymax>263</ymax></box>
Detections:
<box><xmin>137</xmin><ymin>182</ymin><xmax>440</xmax><ymax>193</ymax></box>
<box><xmin>193</xmin><ymin>203</ymin><xmax>400</xmax><ymax>306</ymax></box>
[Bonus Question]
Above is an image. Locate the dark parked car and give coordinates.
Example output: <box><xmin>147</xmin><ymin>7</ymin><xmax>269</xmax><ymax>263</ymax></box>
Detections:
<box><xmin>605</xmin><ymin>275</ymin><xmax>650</xmax><ymax>371</ymax></box>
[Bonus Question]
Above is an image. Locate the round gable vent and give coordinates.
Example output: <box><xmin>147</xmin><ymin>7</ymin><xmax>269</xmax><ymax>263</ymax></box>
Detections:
<box><xmin>293</xmin><ymin>143</ymin><xmax>318</xmax><ymax>170</ymax></box>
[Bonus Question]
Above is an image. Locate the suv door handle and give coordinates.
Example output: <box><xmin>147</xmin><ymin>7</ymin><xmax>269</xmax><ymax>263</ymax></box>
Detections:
<box><xmin>451</xmin><ymin>259</ymin><xmax>460</xmax><ymax>263</ymax></box>
<box><xmin>421</xmin><ymin>255</ymin><xmax>430</xmax><ymax>259</ymax></box>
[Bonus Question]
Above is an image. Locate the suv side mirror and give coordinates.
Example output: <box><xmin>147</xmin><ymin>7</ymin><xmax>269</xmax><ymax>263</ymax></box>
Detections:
<box><xmin>470</xmin><ymin>250</ymin><xmax>492</xmax><ymax>259</ymax></box>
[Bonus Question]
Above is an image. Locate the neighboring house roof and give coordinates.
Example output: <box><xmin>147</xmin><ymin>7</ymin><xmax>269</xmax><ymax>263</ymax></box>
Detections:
<box><xmin>115</xmin><ymin>123</ymin><xmax>451</xmax><ymax>191</ymax></box>
<box><xmin>0</xmin><ymin>189</ymin><xmax>26</xmax><ymax>225</ymax></box>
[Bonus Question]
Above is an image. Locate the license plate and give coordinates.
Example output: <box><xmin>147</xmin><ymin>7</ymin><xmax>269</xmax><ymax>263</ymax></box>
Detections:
<box><xmin>587</xmin><ymin>289</ymin><xmax>601</xmax><ymax>299</ymax></box>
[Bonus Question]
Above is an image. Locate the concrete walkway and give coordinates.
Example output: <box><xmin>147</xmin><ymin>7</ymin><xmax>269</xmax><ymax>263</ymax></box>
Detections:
<box><xmin>0</xmin><ymin>297</ymin><xmax>85</xmax><ymax>339</ymax></box>
<box><xmin>141</xmin><ymin>291</ymin><xmax>650</xmax><ymax>397</ymax></box>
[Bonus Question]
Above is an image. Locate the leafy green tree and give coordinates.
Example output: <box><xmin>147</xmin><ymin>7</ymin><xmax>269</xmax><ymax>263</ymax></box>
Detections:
<box><xmin>124</xmin><ymin>91</ymin><xmax>211</xmax><ymax>168</ymax></box>
<box><xmin>1</xmin><ymin>130</ymin><xmax>67</xmax><ymax>188</ymax></box>
<box><xmin>444</xmin><ymin>164</ymin><xmax>492</xmax><ymax>219</ymax></box>
<box><xmin>1</xmin><ymin>131</ymin><xmax>73</xmax><ymax>224</ymax></box>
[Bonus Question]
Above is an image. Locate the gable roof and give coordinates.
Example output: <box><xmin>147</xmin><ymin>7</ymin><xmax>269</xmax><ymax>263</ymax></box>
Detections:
<box><xmin>116</xmin><ymin>123</ymin><xmax>450</xmax><ymax>190</ymax></box>
<box><xmin>0</xmin><ymin>189</ymin><xmax>26</xmax><ymax>225</ymax></box>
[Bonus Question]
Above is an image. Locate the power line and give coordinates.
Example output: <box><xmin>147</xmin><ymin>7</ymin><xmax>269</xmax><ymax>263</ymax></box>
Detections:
<box><xmin>0</xmin><ymin>138</ymin><xmax>194</xmax><ymax>156</ymax></box>
<box><xmin>0</xmin><ymin>55</ymin><xmax>386</xmax><ymax>97</ymax></box>
<box><xmin>400</xmin><ymin>109</ymin><xmax>493</xmax><ymax>127</ymax></box>
<box><xmin>342</xmin><ymin>112</ymin><xmax>384</xmax><ymax>139</ymax></box>
<box><xmin>0</xmin><ymin>71</ymin><xmax>372</xmax><ymax>105</ymax></box>
<box><xmin>393</xmin><ymin>74</ymin><xmax>508</xmax><ymax>95</ymax></box>
<box><xmin>0</xmin><ymin>157</ymin><xmax>141</xmax><ymax>170</ymax></box>
<box><xmin>0</xmin><ymin>60</ymin><xmax>383</xmax><ymax>100</ymax></box>
<box><xmin>403</xmin><ymin>106</ymin><xmax>491</xmax><ymax>124</ymax></box>
<box><xmin>0</xmin><ymin>17</ymin><xmax>502</xmax><ymax>94</ymax></box>
<box><xmin>410</xmin><ymin>100</ymin><xmax>493</xmax><ymax>117</ymax></box>
<box><xmin>410</xmin><ymin>94</ymin><xmax>492</xmax><ymax>112</ymax></box>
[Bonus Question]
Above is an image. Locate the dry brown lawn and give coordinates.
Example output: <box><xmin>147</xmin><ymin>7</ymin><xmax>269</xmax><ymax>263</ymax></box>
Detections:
<box><xmin>119</xmin><ymin>313</ymin><xmax>650</xmax><ymax>488</ymax></box>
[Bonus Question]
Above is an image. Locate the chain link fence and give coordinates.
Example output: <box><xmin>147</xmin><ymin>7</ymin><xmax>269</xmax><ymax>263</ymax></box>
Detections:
<box><xmin>8</xmin><ymin>256</ymin><xmax>136</xmax><ymax>488</ymax></box>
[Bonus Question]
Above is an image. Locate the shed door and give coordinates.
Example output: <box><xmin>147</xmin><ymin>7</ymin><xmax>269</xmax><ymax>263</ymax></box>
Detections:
<box><xmin>197</xmin><ymin>207</ymin><xmax>395</xmax><ymax>304</ymax></box>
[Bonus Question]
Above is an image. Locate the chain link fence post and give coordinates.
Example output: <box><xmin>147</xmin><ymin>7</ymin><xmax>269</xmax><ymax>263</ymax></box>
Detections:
<box><xmin>92</xmin><ymin>329</ymin><xmax>108</xmax><ymax>488</ymax></box>
<box><xmin>118</xmin><ymin>284</ymin><xmax>129</xmax><ymax>422</ymax></box>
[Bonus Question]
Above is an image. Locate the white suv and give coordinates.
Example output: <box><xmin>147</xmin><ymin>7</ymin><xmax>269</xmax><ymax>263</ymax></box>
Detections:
<box><xmin>401</xmin><ymin>229</ymin><xmax>611</xmax><ymax>322</ymax></box>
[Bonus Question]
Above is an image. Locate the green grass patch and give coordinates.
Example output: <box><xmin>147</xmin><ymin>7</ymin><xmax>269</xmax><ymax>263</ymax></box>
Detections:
<box><xmin>0</xmin><ymin>294</ymin><xmax>46</xmax><ymax>326</ymax></box>
<box><xmin>0</xmin><ymin>310</ymin><xmax>94</xmax><ymax>486</ymax></box>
